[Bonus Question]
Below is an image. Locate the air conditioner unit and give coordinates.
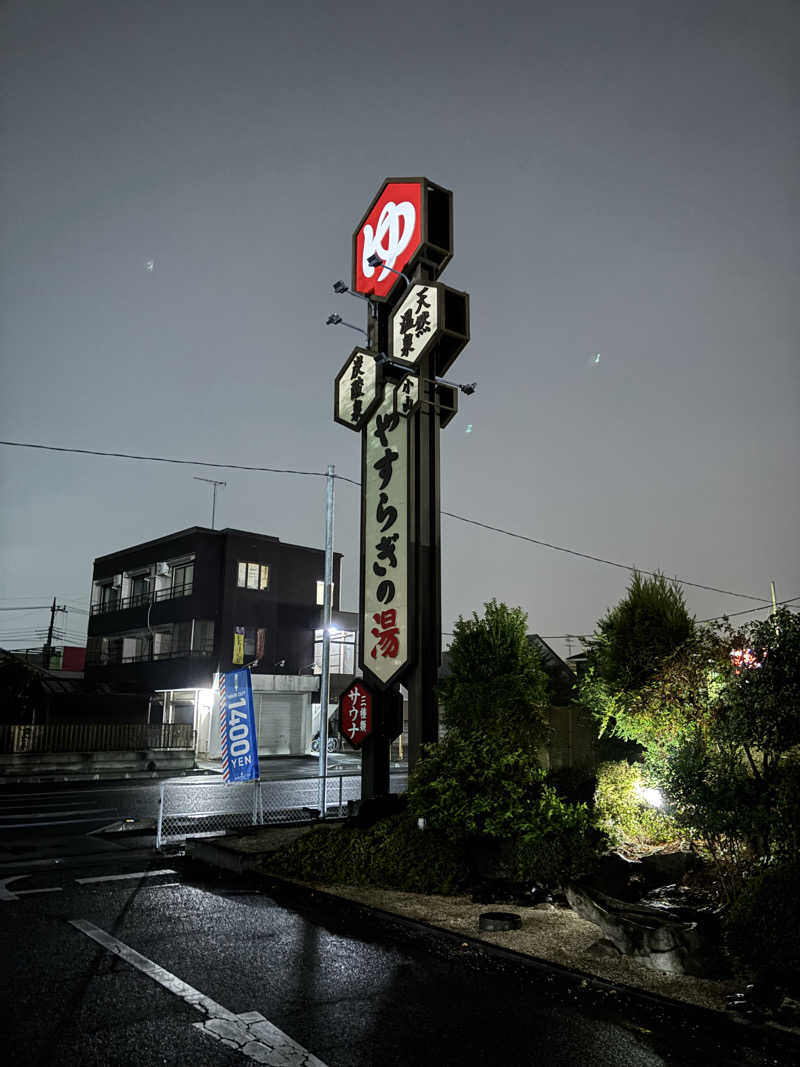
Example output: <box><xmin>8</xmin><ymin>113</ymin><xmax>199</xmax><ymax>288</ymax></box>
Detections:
<box><xmin>112</xmin><ymin>575</ymin><xmax>123</xmax><ymax>589</ymax></box>
<box><xmin>156</xmin><ymin>562</ymin><xmax>171</xmax><ymax>577</ymax></box>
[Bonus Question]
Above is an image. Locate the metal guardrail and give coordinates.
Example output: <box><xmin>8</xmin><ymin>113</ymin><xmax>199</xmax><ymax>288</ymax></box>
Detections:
<box><xmin>157</xmin><ymin>772</ymin><xmax>408</xmax><ymax>847</ymax></box>
<box><xmin>0</xmin><ymin>722</ymin><xmax>195</xmax><ymax>754</ymax></box>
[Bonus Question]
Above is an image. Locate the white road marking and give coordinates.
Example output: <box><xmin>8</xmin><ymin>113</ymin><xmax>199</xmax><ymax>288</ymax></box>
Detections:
<box><xmin>69</xmin><ymin>920</ymin><xmax>329</xmax><ymax>1066</ymax></box>
<box><xmin>75</xmin><ymin>869</ymin><xmax>177</xmax><ymax>885</ymax></box>
<box><xmin>1</xmin><ymin>875</ymin><xmax>63</xmax><ymax>901</ymax></box>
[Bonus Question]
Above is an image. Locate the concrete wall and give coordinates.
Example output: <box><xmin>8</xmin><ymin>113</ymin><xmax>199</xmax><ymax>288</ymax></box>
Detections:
<box><xmin>0</xmin><ymin>748</ymin><xmax>195</xmax><ymax>778</ymax></box>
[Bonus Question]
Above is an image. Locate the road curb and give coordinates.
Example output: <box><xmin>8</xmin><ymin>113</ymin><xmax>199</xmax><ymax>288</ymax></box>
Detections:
<box><xmin>184</xmin><ymin>842</ymin><xmax>800</xmax><ymax>1061</ymax></box>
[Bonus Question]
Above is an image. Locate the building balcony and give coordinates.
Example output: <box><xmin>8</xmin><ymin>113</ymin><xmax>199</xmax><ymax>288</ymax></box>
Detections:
<box><xmin>86</xmin><ymin>644</ymin><xmax>214</xmax><ymax>668</ymax></box>
<box><xmin>90</xmin><ymin>582</ymin><xmax>193</xmax><ymax>616</ymax></box>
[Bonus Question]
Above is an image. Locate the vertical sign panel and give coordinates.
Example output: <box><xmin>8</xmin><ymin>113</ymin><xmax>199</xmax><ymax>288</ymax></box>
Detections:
<box><xmin>361</xmin><ymin>385</ymin><xmax>409</xmax><ymax>685</ymax></box>
<box><xmin>219</xmin><ymin>669</ymin><xmax>260</xmax><ymax>782</ymax></box>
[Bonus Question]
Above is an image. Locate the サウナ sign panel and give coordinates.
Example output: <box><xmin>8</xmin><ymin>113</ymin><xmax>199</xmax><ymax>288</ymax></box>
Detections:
<box><xmin>339</xmin><ymin>679</ymin><xmax>374</xmax><ymax>748</ymax></box>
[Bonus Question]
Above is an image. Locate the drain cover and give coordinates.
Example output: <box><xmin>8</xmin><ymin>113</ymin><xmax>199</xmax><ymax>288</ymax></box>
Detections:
<box><xmin>479</xmin><ymin>911</ymin><xmax>522</xmax><ymax>932</ymax></box>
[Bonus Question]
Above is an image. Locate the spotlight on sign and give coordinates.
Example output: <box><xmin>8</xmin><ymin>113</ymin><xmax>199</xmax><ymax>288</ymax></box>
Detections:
<box><xmin>333</xmin><ymin>278</ymin><xmax>370</xmax><ymax>302</ymax></box>
<box><xmin>326</xmin><ymin>314</ymin><xmax>368</xmax><ymax>338</ymax></box>
<box><xmin>366</xmin><ymin>253</ymin><xmax>411</xmax><ymax>289</ymax></box>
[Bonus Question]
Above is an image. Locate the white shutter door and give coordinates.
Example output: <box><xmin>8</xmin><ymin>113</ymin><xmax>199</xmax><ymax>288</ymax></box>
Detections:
<box><xmin>255</xmin><ymin>693</ymin><xmax>305</xmax><ymax>755</ymax></box>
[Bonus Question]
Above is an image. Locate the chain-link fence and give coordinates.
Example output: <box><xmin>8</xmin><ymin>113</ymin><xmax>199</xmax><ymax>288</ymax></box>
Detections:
<box><xmin>157</xmin><ymin>772</ymin><xmax>408</xmax><ymax>847</ymax></box>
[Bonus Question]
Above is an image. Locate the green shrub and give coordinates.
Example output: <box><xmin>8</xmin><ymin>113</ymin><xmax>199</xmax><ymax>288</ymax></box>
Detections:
<box><xmin>771</xmin><ymin>754</ymin><xmax>800</xmax><ymax>862</ymax></box>
<box><xmin>594</xmin><ymin>760</ymin><xmax>680</xmax><ymax>849</ymax></box>
<box><xmin>725</xmin><ymin>861</ymin><xmax>800</xmax><ymax>970</ymax></box>
<box><xmin>408</xmin><ymin>731</ymin><xmax>554</xmax><ymax>838</ymax></box>
<box><xmin>265</xmin><ymin>814</ymin><xmax>469</xmax><ymax>895</ymax></box>
<box><xmin>509</xmin><ymin>814</ymin><xmax>604</xmax><ymax>887</ymax></box>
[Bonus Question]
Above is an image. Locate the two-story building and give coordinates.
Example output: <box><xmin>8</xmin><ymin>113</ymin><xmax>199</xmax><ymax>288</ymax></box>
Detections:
<box><xmin>85</xmin><ymin>527</ymin><xmax>355</xmax><ymax>758</ymax></box>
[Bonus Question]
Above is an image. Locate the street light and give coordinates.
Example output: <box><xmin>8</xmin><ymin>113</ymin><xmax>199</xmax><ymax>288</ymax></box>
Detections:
<box><xmin>366</xmin><ymin>253</ymin><xmax>411</xmax><ymax>290</ymax></box>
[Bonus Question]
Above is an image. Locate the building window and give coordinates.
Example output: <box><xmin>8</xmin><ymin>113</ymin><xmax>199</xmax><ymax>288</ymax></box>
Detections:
<box><xmin>232</xmin><ymin>626</ymin><xmax>265</xmax><ymax>666</ymax></box>
<box><xmin>87</xmin><ymin>621</ymin><xmax>214</xmax><ymax>666</ymax></box>
<box><xmin>173</xmin><ymin>620</ymin><xmax>192</xmax><ymax>654</ymax></box>
<box><xmin>170</xmin><ymin>560</ymin><xmax>194</xmax><ymax>597</ymax></box>
<box><xmin>316</xmin><ymin>581</ymin><xmax>335</xmax><ymax>606</ymax></box>
<box><xmin>98</xmin><ymin>582</ymin><xmax>120</xmax><ymax>612</ymax></box>
<box><xmin>192</xmin><ymin>619</ymin><xmax>215</xmax><ymax>655</ymax></box>
<box><xmin>313</xmin><ymin>629</ymin><xmax>355</xmax><ymax>674</ymax></box>
<box><xmin>129</xmin><ymin>573</ymin><xmax>149</xmax><ymax>606</ymax></box>
<box><xmin>237</xmin><ymin>562</ymin><xmax>270</xmax><ymax>590</ymax></box>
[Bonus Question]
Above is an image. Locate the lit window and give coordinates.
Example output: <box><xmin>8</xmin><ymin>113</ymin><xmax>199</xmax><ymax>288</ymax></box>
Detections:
<box><xmin>237</xmin><ymin>562</ymin><xmax>270</xmax><ymax>590</ymax></box>
<box><xmin>232</xmin><ymin>626</ymin><xmax>265</xmax><ymax>665</ymax></box>
<box><xmin>313</xmin><ymin>628</ymin><xmax>355</xmax><ymax>674</ymax></box>
<box><xmin>316</xmin><ymin>581</ymin><xmax>335</xmax><ymax>605</ymax></box>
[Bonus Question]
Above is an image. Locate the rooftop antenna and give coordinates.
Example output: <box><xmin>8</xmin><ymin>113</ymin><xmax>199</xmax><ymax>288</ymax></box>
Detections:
<box><xmin>193</xmin><ymin>476</ymin><xmax>227</xmax><ymax>529</ymax></box>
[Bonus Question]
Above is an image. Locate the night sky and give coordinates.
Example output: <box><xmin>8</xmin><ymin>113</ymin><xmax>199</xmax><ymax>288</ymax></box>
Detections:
<box><xmin>2</xmin><ymin>0</ymin><xmax>798</xmax><ymax>659</ymax></box>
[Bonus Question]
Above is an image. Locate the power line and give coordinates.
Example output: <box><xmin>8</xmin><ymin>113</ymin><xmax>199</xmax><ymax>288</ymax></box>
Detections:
<box><xmin>440</xmin><ymin>510</ymin><xmax>771</xmax><ymax>603</ymax></box>
<box><xmin>0</xmin><ymin>437</ymin><xmax>773</xmax><ymax>605</ymax></box>
<box><xmin>0</xmin><ymin>438</ymin><xmax>361</xmax><ymax>486</ymax></box>
<box><xmin>699</xmin><ymin>595</ymin><xmax>800</xmax><ymax>623</ymax></box>
<box><xmin>0</xmin><ymin>605</ymin><xmax>58</xmax><ymax>612</ymax></box>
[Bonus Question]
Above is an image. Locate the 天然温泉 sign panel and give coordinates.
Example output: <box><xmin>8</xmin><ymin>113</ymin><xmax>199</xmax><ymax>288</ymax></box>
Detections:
<box><xmin>219</xmin><ymin>669</ymin><xmax>259</xmax><ymax>783</ymax></box>
<box><xmin>361</xmin><ymin>385</ymin><xmax>410</xmax><ymax>686</ymax></box>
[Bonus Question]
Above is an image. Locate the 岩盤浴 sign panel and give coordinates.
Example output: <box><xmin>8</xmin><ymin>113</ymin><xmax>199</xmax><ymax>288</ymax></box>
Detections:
<box><xmin>219</xmin><ymin>669</ymin><xmax>259</xmax><ymax>783</ymax></box>
<box><xmin>361</xmin><ymin>385</ymin><xmax>410</xmax><ymax>686</ymax></box>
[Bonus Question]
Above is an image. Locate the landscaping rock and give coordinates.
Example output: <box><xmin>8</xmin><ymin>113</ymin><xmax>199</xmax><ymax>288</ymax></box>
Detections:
<box><xmin>565</xmin><ymin>882</ymin><xmax>725</xmax><ymax>977</ymax></box>
<box><xmin>585</xmin><ymin>938</ymin><xmax>623</xmax><ymax>960</ymax></box>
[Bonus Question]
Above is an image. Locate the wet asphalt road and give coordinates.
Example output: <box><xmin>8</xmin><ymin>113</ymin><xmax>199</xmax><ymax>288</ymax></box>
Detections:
<box><xmin>2</xmin><ymin>854</ymin><xmax>795</xmax><ymax>1067</ymax></box>
<box><xmin>0</xmin><ymin>778</ymin><xmax>797</xmax><ymax>1066</ymax></box>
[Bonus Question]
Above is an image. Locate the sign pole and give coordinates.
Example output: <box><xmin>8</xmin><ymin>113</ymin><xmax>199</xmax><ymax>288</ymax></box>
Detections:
<box><xmin>333</xmin><ymin>176</ymin><xmax>468</xmax><ymax>796</ymax></box>
<box><xmin>318</xmin><ymin>463</ymin><xmax>335</xmax><ymax>817</ymax></box>
<box><xmin>407</xmin><ymin>341</ymin><xmax>442</xmax><ymax>769</ymax></box>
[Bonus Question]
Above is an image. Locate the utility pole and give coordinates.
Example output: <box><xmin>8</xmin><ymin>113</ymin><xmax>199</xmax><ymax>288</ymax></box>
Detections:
<box><xmin>318</xmin><ymin>464</ymin><xmax>335</xmax><ymax>816</ymax></box>
<box><xmin>43</xmin><ymin>597</ymin><xmax>67</xmax><ymax>669</ymax></box>
<box><xmin>193</xmin><ymin>476</ymin><xmax>227</xmax><ymax>529</ymax></box>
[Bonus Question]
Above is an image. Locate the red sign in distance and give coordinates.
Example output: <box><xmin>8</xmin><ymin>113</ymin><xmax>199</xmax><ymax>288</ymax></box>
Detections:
<box><xmin>354</xmin><ymin>181</ymin><xmax>422</xmax><ymax>299</ymax></box>
<box><xmin>340</xmin><ymin>680</ymin><xmax>373</xmax><ymax>748</ymax></box>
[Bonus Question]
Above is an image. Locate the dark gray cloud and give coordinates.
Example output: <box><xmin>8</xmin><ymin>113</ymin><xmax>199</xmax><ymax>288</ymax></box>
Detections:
<box><xmin>2</xmin><ymin>0</ymin><xmax>798</xmax><ymax>654</ymax></box>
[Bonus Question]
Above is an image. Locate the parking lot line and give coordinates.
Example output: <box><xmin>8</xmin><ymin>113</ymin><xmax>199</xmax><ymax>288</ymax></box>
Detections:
<box><xmin>69</xmin><ymin>919</ymin><xmax>329</xmax><ymax>1066</ymax></box>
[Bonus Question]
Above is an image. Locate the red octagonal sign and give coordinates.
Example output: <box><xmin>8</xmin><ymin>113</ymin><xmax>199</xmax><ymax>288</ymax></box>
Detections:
<box><xmin>339</xmin><ymin>679</ymin><xmax>374</xmax><ymax>748</ymax></box>
<box><xmin>352</xmin><ymin>177</ymin><xmax>453</xmax><ymax>301</ymax></box>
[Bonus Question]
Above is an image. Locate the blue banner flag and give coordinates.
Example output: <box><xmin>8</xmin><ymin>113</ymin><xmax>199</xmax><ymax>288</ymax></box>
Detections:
<box><xmin>219</xmin><ymin>669</ymin><xmax>259</xmax><ymax>783</ymax></box>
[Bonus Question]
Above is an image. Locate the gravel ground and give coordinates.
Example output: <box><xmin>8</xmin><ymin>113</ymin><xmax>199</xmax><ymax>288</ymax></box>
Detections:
<box><xmin>202</xmin><ymin>825</ymin><xmax>744</xmax><ymax>1015</ymax></box>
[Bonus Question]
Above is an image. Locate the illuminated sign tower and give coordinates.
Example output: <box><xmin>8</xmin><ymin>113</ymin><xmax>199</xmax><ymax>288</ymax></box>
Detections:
<box><xmin>333</xmin><ymin>177</ymin><xmax>469</xmax><ymax>797</ymax></box>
